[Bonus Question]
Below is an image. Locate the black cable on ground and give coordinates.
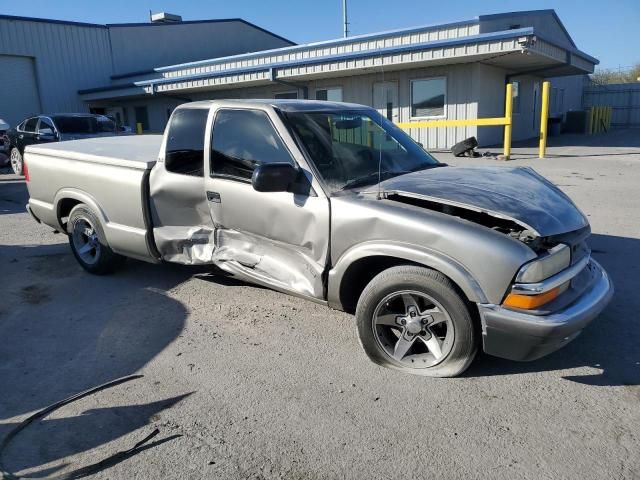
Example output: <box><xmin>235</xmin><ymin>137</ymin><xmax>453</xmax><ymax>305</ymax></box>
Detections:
<box><xmin>0</xmin><ymin>374</ymin><xmax>176</xmax><ymax>480</ymax></box>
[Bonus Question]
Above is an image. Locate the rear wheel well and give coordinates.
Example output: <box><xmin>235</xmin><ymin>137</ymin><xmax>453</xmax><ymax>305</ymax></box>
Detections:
<box><xmin>338</xmin><ymin>255</ymin><xmax>476</xmax><ymax>316</ymax></box>
<box><xmin>57</xmin><ymin>198</ymin><xmax>82</xmax><ymax>231</ymax></box>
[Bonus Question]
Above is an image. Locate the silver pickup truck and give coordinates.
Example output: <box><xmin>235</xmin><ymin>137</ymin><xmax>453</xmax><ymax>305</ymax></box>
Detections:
<box><xmin>24</xmin><ymin>100</ymin><xmax>613</xmax><ymax>377</ymax></box>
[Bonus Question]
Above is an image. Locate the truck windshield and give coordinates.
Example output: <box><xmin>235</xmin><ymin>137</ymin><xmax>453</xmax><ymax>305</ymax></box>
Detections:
<box><xmin>53</xmin><ymin>116</ymin><xmax>116</xmax><ymax>134</ymax></box>
<box><xmin>285</xmin><ymin>110</ymin><xmax>439</xmax><ymax>192</ymax></box>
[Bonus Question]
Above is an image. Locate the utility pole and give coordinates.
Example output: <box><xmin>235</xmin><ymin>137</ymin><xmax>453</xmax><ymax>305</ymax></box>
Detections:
<box><xmin>343</xmin><ymin>0</ymin><xmax>349</xmax><ymax>38</ymax></box>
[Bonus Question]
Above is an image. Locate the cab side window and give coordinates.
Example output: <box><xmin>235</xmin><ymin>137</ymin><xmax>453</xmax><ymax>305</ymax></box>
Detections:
<box><xmin>211</xmin><ymin>109</ymin><xmax>294</xmax><ymax>181</ymax></box>
<box><xmin>165</xmin><ymin>108</ymin><xmax>209</xmax><ymax>177</ymax></box>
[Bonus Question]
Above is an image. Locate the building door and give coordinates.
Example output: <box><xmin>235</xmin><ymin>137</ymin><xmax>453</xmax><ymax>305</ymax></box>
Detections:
<box><xmin>532</xmin><ymin>81</ymin><xmax>540</xmax><ymax>132</ymax></box>
<box><xmin>373</xmin><ymin>82</ymin><xmax>398</xmax><ymax>122</ymax></box>
<box><xmin>0</xmin><ymin>55</ymin><xmax>42</xmax><ymax>126</ymax></box>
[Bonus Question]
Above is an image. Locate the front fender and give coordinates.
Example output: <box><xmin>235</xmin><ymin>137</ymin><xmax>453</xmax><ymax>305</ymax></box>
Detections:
<box><xmin>327</xmin><ymin>240</ymin><xmax>488</xmax><ymax>310</ymax></box>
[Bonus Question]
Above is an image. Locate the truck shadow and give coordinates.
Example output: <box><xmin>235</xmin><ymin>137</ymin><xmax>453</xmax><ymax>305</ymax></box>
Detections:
<box><xmin>0</xmin><ymin>178</ymin><xmax>28</xmax><ymax>215</ymax></box>
<box><xmin>1</xmin><ymin>393</ymin><xmax>192</xmax><ymax>477</ymax></box>
<box><xmin>465</xmin><ymin>233</ymin><xmax>640</xmax><ymax>387</ymax></box>
<box><xmin>0</xmin><ymin>243</ymin><xmax>204</xmax><ymax>475</ymax></box>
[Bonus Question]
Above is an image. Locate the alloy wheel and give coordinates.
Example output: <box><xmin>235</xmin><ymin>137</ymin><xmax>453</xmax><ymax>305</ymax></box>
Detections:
<box><xmin>372</xmin><ymin>290</ymin><xmax>455</xmax><ymax>368</ymax></box>
<box><xmin>71</xmin><ymin>218</ymin><xmax>101</xmax><ymax>265</ymax></box>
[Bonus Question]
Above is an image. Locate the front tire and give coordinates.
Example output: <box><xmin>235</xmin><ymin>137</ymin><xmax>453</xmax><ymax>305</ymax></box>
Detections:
<box><xmin>10</xmin><ymin>148</ymin><xmax>23</xmax><ymax>176</ymax></box>
<box><xmin>356</xmin><ymin>266</ymin><xmax>477</xmax><ymax>377</ymax></box>
<box><xmin>67</xmin><ymin>204</ymin><xmax>125</xmax><ymax>275</ymax></box>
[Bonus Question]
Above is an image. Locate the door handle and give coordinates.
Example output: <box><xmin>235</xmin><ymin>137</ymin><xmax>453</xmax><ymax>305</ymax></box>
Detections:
<box><xmin>206</xmin><ymin>191</ymin><xmax>221</xmax><ymax>203</ymax></box>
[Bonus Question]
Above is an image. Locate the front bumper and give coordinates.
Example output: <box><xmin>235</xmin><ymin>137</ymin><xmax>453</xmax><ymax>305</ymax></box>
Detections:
<box><xmin>479</xmin><ymin>259</ymin><xmax>613</xmax><ymax>361</ymax></box>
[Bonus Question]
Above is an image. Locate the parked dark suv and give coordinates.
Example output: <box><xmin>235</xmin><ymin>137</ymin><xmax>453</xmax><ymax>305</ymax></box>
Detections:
<box><xmin>6</xmin><ymin>114</ymin><xmax>121</xmax><ymax>175</ymax></box>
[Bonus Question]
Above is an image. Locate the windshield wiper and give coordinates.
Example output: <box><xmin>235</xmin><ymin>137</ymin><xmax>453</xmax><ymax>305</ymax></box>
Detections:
<box><xmin>341</xmin><ymin>170</ymin><xmax>411</xmax><ymax>190</ymax></box>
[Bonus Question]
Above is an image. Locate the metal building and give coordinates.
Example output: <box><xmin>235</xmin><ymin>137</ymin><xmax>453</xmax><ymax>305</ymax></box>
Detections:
<box><xmin>0</xmin><ymin>14</ymin><xmax>294</xmax><ymax>127</ymax></box>
<box><xmin>2</xmin><ymin>10</ymin><xmax>597</xmax><ymax>148</ymax></box>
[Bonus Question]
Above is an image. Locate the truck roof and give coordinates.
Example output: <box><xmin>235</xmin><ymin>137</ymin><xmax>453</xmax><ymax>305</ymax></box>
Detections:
<box><xmin>181</xmin><ymin>99</ymin><xmax>374</xmax><ymax>112</ymax></box>
<box><xmin>25</xmin><ymin>135</ymin><xmax>162</xmax><ymax>170</ymax></box>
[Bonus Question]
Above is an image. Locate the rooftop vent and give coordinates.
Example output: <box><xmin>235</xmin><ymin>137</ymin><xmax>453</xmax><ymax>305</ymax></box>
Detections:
<box><xmin>150</xmin><ymin>12</ymin><xmax>182</xmax><ymax>23</ymax></box>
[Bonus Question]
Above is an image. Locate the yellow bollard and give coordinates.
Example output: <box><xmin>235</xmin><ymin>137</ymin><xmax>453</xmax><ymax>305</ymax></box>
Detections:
<box><xmin>588</xmin><ymin>107</ymin><xmax>594</xmax><ymax>135</ymax></box>
<box><xmin>503</xmin><ymin>83</ymin><xmax>513</xmax><ymax>159</ymax></box>
<box><xmin>136</xmin><ymin>122</ymin><xmax>143</xmax><ymax>135</ymax></box>
<box><xmin>539</xmin><ymin>81</ymin><xmax>550</xmax><ymax>158</ymax></box>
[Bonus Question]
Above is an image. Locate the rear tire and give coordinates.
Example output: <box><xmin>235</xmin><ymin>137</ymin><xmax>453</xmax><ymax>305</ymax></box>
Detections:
<box><xmin>355</xmin><ymin>266</ymin><xmax>477</xmax><ymax>377</ymax></box>
<box><xmin>67</xmin><ymin>204</ymin><xmax>125</xmax><ymax>275</ymax></box>
<box><xmin>10</xmin><ymin>148</ymin><xmax>23</xmax><ymax>176</ymax></box>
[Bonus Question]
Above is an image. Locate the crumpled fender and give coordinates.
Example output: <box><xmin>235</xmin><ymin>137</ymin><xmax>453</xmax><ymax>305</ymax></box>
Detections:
<box><xmin>327</xmin><ymin>240</ymin><xmax>488</xmax><ymax>310</ymax></box>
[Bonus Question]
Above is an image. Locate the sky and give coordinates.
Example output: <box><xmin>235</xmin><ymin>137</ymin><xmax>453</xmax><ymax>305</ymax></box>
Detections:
<box><xmin>1</xmin><ymin>0</ymin><xmax>638</xmax><ymax>70</ymax></box>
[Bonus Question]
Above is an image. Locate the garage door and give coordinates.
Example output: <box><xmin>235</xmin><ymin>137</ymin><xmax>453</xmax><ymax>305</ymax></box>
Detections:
<box><xmin>0</xmin><ymin>55</ymin><xmax>42</xmax><ymax>127</ymax></box>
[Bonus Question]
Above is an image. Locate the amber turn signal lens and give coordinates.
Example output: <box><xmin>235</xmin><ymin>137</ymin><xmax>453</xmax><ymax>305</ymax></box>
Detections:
<box><xmin>503</xmin><ymin>287</ymin><xmax>560</xmax><ymax>309</ymax></box>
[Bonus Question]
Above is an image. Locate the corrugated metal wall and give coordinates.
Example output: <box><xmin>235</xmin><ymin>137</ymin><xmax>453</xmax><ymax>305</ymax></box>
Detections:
<box><xmin>159</xmin><ymin>22</ymin><xmax>480</xmax><ymax>80</ymax></box>
<box><xmin>583</xmin><ymin>83</ymin><xmax>640</xmax><ymax>128</ymax></box>
<box><xmin>185</xmin><ymin>64</ymin><xmax>482</xmax><ymax>150</ymax></box>
<box><xmin>0</xmin><ymin>18</ymin><xmax>112</xmax><ymax>121</ymax></box>
<box><xmin>108</xmin><ymin>21</ymin><xmax>293</xmax><ymax>76</ymax></box>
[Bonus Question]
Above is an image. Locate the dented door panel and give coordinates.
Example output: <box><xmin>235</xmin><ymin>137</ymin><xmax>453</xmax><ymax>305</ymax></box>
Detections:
<box><xmin>207</xmin><ymin>179</ymin><xmax>329</xmax><ymax>298</ymax></box>
<box><xmin>149</xmin><ymin>163</ymin><xmax>216</xmax><ymax>264</ymax></box>
<box><xmin>204</xmin><ymin>105</ymin><xmax>330</xmax><ymax>300</ymax></box>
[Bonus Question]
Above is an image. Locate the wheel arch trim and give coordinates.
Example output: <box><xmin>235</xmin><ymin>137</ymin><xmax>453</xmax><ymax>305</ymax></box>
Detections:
<box><xmin>54</xmin><ymin>188</ymin><xmax>110</xmax><ymax>234</ymax></box>
<box><xmin>327</xmin><ymin>241</ymin><xmax>488</xmax><ymax>309</ymax></box>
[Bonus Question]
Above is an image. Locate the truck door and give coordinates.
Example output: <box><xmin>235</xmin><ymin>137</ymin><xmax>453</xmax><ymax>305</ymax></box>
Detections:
<box><xmin>204</xmin><ymin>106</ymin><xmax>330</xmax><ymax>300</ymax></box>
<box><xmin>149</xmin><ymin>106</ymin><xmax>216</xmax><ymax>264</ymax></box>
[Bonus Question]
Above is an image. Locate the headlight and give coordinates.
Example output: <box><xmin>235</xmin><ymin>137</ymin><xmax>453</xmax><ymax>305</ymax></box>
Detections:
<box><xmin>515</xmin><ymin>244</ymin><xmax>571</xmax><ymax>283</ymax></box>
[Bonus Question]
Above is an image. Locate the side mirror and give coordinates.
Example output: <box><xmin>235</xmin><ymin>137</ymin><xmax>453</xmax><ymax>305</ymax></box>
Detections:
<box><xmin>251</xmin><ymin>163</ymin><xmax>298</xmax><ymax>193</ymax></box>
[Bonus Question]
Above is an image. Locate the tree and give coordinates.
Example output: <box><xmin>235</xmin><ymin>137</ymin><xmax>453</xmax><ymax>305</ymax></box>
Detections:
<box><xmin>590</xmin><ymin>63</ymin><xmax>640</xmax><ymax>85</ymax></box>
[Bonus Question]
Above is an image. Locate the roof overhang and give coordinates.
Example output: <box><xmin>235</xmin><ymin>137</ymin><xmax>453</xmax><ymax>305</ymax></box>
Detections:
<box><xmin>79</xmin><ymin>25</ymin><xmax>598</xmax><ymax>101</ymax></box>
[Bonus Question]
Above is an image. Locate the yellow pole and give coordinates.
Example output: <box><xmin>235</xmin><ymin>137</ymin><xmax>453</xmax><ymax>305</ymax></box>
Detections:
<box><xmin>539</xmin><ymin>81</ymin><xmax>550</xmax><ymax>158</ymax></box>
<box><xmin>136</xmin><ymin>122</ymin><xmax>143</xmax><ymax>135</ymax></box>
<box><xmin>503</xmin><ymin>83</ymin><xmax>513</xmax><ymax>159</ymax></box>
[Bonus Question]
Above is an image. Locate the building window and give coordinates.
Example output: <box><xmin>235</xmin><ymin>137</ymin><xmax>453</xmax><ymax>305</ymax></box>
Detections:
<box><xmin>512</xmin><ymin>81</ymin><xmax>521</xmax><ymax>114</ymax></box>
<box><xmin>211</xmin><ymin>109</ymin><xmax>295</xmax><ymax>181</ymax></box>
<box><xmin>410</xmin><ymin>78</ymin><xmax>446</xmax><ymax>118</ymax></box>
<box><xmin>316</xmin><ymin>87</ymin><xmax>343</xmax><ymax>102</ymax></box>
<box><xmin>135</xmin><ymin>106</ymin><xmax>149</xmax><ymax>131</ymax></box>
<box><xmin>165</xmin><ymin>108</ymin><xmax>209</xmax><ymax>177</ymax></box>
<box><xmin>275</xmin><ymin>91</ymin><xmax>298</xmax><ymax>99</ymax></box>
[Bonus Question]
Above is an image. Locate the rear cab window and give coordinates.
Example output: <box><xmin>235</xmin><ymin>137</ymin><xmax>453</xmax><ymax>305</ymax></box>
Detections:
<box><xmin>165</xmin><ymin>108</ymin><xmax>209</xmax><ymax>177</ymax></box>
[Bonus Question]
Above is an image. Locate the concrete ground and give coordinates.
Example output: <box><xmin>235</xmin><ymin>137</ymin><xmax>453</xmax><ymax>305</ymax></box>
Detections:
<box><xmin>0</xmin><ymin>130</ymin><xmax>639</xmax><ymax>479</ymax></box>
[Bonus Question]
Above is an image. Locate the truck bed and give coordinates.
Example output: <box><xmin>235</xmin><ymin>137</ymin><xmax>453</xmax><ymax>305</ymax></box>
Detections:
<box><xmin>26</xmin><ymin>135</ymin><xmax>162</xmax><ymax>170</ymax></box>
<box><xmin>25</xmin><ymin>135</ymin><xmax>164</xmax><ymax>263</ymax></box>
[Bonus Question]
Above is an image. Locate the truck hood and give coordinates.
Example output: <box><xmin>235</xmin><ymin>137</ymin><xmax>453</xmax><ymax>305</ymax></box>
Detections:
<box><xmin>380</xmin><ymin>166</ymin><xmax>588</xmax><ymax>237</ymax></box>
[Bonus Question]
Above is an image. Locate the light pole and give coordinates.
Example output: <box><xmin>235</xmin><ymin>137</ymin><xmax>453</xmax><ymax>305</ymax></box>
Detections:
<box><xmin>343</xmin><ymin>0</ymin><xmax>349</xmax><ymax>38</ymax></box>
